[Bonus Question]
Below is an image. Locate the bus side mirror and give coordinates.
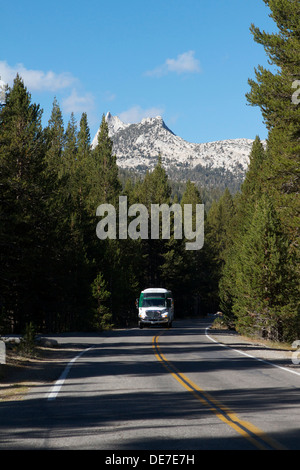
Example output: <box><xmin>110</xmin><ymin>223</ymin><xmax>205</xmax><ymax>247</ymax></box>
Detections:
<box><xmin>135</xmin><ymin>299</ymin><xmax>139</xmax><ymax>309</ymax></box>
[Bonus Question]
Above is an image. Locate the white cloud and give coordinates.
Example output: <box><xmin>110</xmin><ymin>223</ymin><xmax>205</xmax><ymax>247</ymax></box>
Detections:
<box><xmin>0</xmin><ymin>60</ymin><xmax>76</xmax><ymax>91</ymax></box>
<box><xmin>145</xmin><ymin>51</ymin><xmax>201</xmax><ymax>77</ymax></box>
<box><xmin>0</xmin><ymin>60</ymin><xmax>96</xmax><ymax>117</ymax></box>
<box><xmin>119</xmin><ymin>105</ymin><xmax>164</xmax><ymax>123</ymax></box>
<box><xmin>104</xmin><ymin>91</ymin><xmax>117</xmax><ymax>102</ymax></box>
<box><xmin>166</xmin><ymin>51</ymin><xmax>201</xmax><ymax>74</ymax></box>
<box><xmin>62</xmin><ymin>89</ymin><xmax>95</xmax><ymax>114</ymax></box>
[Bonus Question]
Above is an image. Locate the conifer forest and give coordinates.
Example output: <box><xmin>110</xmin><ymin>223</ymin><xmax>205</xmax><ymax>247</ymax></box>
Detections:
<box><xmin>0</xmin><ymin>0</ymin><xmax>299</xmax><ymax>343</ymax></box>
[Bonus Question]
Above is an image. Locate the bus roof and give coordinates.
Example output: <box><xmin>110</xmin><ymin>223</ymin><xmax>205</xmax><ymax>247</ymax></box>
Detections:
<box><xmin>141</xmin><ymin>288</ymin><xmax>171</xmax><ymax>294</ymax></box>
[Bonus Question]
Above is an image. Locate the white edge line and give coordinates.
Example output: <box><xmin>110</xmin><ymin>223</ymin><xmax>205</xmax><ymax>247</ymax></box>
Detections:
<box><xmin>205</xmin><ymin>327</ymin><xmax>300</xmax><ymax>378</ymax></box>
<box><xmin>47</xmin><ymin>347</ymin><xmax>93</xmax><ymax>401</ymax></box>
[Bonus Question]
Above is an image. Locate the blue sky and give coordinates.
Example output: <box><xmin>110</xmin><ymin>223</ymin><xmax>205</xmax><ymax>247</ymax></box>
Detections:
<box><xmin>1</xmin><ymin>0</ymin><xmax>277</xmax><ymax>143</ymax></box>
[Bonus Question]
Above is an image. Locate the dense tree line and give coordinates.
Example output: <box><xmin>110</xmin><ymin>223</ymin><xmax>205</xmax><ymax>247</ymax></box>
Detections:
<box><xmin>0</xmin><ymin>78</ymin><xmax>217</xmax><ymax>333</ymax></box>
<box><xmin>212</xmin><ymin>0</ymin><xmax>300</xmax><ymax>342</ymax></box>
<box><xmin>0</xmin><ymin>0</ymin><xmax>298</xmax><ymax>342</ymax></box>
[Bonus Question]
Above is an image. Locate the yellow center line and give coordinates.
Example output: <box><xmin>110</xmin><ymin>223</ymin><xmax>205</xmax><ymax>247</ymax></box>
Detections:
<box><xmin>153</xmin><ymin>333</ymin><xmax>287</xmax><ymax>450</ymax></box>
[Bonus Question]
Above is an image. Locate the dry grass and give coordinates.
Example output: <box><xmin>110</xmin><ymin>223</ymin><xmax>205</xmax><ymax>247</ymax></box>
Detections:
<box><xmin>0</xmin><ymin>343</ymin><xmax>76</xmax><ymax>401</ymax></box>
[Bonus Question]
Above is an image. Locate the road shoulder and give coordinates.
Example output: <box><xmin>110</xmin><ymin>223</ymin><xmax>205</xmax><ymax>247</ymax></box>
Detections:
<box><xmin>207</xmin><ymin>325</ymin><xmax>298</xmax><ymax>372</ymax></box>
<box><xmin>0</xmin><ymin>343</ymin><xmax>83</xmax><ymax>401</ymax></box>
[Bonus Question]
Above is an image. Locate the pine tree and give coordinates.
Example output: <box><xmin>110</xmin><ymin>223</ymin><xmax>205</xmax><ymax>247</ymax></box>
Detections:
<box><xmin>136</xmin><ymin>156</ymin><xmax>172</xmax><ymax>287</ymax></box>
<box><xmin>246</xmin><ymin>0</ymin><xmax>300</xmax><ymax>256</ymax></box>
<box><xmin>233</xmin><ymin>195</ymin><xmax>297</xmax><ymax>341</ymax></box>
<box><xmin>180</xmin><ymin>180</ymin><xmax>206</xmax><ymax>315</ymax></box>
<box><xmin>238</xmin><ymin>136</ymin><xmax>266</xmax><ymax>222</ymax></box>
<box><xmin>205</xmin><ymin>188</ymin><xmax>235</xmax><ymax>312</ymax></box>
<box><xmin>243</xmin><ymin>0</ymin><xmax>300</xmax><ymax>338</ymax></box>
<box><xmin>64</xmin><ymin>112</ymin><xmax>78</xmax><ymax>175</ymax></box>
<box><xmin>137</xmin><ymin>155</ymin><xmax>172</xmax><ymax>207</ymax></box>
<box><xmin>219</xmin><ymin>138</ymin><xmax>267</xmax><ymax>321</ymax></box>
<box><xmin>77</xmin><ymin>112</ymin><xmax>91</xmax><ymax>162</ymax></box>
<box><xmin>206</xmin><ymin>188</ymin><xmax>235</xmax><ymax>262</ymax></box>
<box><xmin>67</xmin><ymin>112</ymin><xmax>92</xmax><ymax>231</ymax></box>
<box><xmin>91</xmin><ymin>114</ymin><xmax>121</xmax><ymax>206</ymax></box>
<box><xmin>246</xmin><ymin>0</ymin><xmax>300</xmax><ymax>133</ymax></box>
<box><xmin>0</xmin><ymin>75</ymin><xmax>49</xmax><ymax>331</ymax></box>
<box><xmin>89</xmin><ymin>115</ymin><xmax>126</xmax><ymax>326</ymax></box>
<box><xmin>101</xmin><ymin>237</ymin><xmax>141</xmax><ymax>327</ymax></box>
<box><xmin>91</xmin><ymin>272</ymin><xmax>113</xmax><ymax>330</ymax></box>
<box><xmin>45</xmin><ymin>97</ymin><xmax>65</xmax><ymax>177</ymax></box>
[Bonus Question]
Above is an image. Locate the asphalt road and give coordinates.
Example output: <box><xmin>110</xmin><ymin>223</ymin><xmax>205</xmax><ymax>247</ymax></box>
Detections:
<box><xmin>1</xmin><ymin>318</ymin><xmax>300</xmax><ymax>451</ymax></box>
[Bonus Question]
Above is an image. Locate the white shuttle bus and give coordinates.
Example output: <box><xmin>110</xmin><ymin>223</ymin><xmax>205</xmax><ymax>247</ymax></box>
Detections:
<box><xmin>137</xmin><ymin>288</ymin><xmax>174</xmax><ymax>329</ymax></box>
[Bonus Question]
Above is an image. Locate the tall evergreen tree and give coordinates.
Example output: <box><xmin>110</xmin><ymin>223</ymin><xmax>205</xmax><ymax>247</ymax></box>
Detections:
<box><xmin>64</xmin><ymin>112</ymin><xmax>78</xmax><ymax>175</ymax></box>
<box><xmin>219</xmin><ymin>138</ymin><xmax>267</xmax><ymax>321</ymax></box>
<box><xmin>0</xmin><ymin>75</ymin><xmax>49</xmax><ymax>331</ymax></box>
<box><xmin>77</xmin><ymin>112</ymin><xmax>91</xmax><ymax>162</ymax></box>
<box><xmin>206</xmin><ymin>188</ymin><xmax>235</xmax><ymax>311</ymax></box>
<box><xmin>233</xmin><ymin>195</ymin><xmax>297</xmax><ymax>341</ymax></box>
<box><xmin>75</xmin><ymin>112</ymin><xmax>92</xmax><ymax>212</ymax></box>
<box><xmin>89</xmin><ymin>115</ymin><xmax>125</xmax><ymax>326</ymax></box>
<box><xmin>246</xmin><ymin>0</ymin><xmax>300</xmax><ymax>254</ymax></box>
<box><xmin>206</xmin><ymin>188</ymin><xmax>235</xmax><ymax>263</ymax></box>
<box><xmin>45</xmin><ymin>97</ymin><xmax>65</xmax><ymax>177</ymax></box>
<box><xmin>243</xmin><ymin>0</ymin><xmax>300</xmax><ymax>338</ymax></box>
<box><xmin>137</xmin><ymin>155</ymin><xmax>172</xmax><ymax>207</ymax></box>
<box><xmin>180</xmin><ymin>180</ymin><xmax>206</xmax><ymax>315</ymax></box>
<box><xmin>238</xmin><ymin>136</ymin><xmax>266</xmax><ymax>221</ymax></box>
<box><xmin>136</xmin><ymin>156</ymin><xmax>172</xmax><ymax>287</ymax></box>
<box><xmin>91</xmin><ymin>114</ymin><xmax>121</xmax><ymax>206</ymax></box>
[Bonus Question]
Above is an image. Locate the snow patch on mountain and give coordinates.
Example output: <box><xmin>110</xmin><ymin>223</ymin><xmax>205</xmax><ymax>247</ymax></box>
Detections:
<box><xmin>92</xmin><ymin>112</ymin><xmax>130</xmax><ymax>146</ymax></box>
<box><xmin>92</xmin><ymin>112</ymin><xmax>254</xmax><ymax>177</ymax></box>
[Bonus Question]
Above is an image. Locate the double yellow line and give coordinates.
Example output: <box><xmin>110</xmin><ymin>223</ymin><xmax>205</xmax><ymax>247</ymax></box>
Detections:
<box><xmin>153</xmin><ymin>333</ymin><xmax>286</xmax><ymax>450</ymax></box>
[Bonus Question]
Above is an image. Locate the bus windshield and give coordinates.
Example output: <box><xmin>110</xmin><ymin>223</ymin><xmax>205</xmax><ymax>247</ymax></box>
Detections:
<box><xmin>142</xmin><ymin>298</ymin><xmax>166</xmax><ymax>307</ymax></box>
